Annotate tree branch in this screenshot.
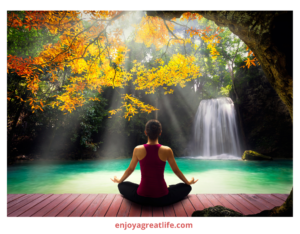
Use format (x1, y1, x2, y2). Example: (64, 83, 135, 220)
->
(38, 11, 126, 66)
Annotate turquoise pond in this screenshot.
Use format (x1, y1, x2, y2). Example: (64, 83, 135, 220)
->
(7, 158, 293, 194)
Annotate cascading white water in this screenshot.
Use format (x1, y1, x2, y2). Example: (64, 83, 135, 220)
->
(191, 97, 242, 159)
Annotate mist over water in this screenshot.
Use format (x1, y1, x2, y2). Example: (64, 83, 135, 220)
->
(189, 97, 242, 159)
(7, 159, 292, 194)
(181, 154, 241, 160)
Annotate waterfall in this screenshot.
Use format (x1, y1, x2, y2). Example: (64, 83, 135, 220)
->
(190, 97, 242, 159)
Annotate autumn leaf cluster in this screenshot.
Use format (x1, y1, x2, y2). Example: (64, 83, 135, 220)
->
(7, 11, 257, 120)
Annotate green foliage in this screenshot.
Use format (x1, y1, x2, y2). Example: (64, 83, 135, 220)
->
(70, 96, 108, 151)
(7, 11, 60, 58)
(7, 14, 256, 159)
(230, 62, 292, 158)
(7, 11, 63, 149)
(219, 84, 232, 97)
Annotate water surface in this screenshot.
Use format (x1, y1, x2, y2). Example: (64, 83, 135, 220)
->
(7, 158, 292, 194)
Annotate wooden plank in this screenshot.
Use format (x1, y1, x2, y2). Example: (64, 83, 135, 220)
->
(229, 194, 261, 214)
(182, 197, 196, 216)
(188, 194, 205, 211)
(196, 194, 213, 208)
(205, 194, 224, 207)
(272, 194, 289, 201)
(93, 194, 115, 217)
(173, 201, 187, 217)
(117, 198, 132, 217)
(7, 194, 14, 199)
(7, 194, 15, 203)
(44, 194, 79, 217)
(31, 194, 70, 217)
(106, 194, 123, 217)
(128, 202, 141, 217)
(19, 194, 61, 217)
(7, 193, 287, 217)
(7, 194, 35, 209)
(152, 206, 164, 217)
(7, 194, 44, 215)
(69, 194, 98, 217)
(163, 205, 175, 217)
(255, 194, 285, 207)
(239, 194, 273, 211)
(56, 194, 89, 217)
(7, 194, 26, 203)
(141, 205, 152, 217)
(8, 194, 53, 217)
(221, 194, 253, 215)
(213, 194, 243, 213)
(81, 194, 106, 217)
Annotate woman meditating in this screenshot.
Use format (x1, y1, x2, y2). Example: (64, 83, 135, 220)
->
(110, 119, 198, 207)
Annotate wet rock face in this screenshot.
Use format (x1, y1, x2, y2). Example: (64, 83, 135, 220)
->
(147, 10, 293, 217)
(147, 11, 293, 120)
(231, 65, 292, 158)
(147, 11, 293, 159)
(192, 205, 244, 217)
(242, 150, 272, 160)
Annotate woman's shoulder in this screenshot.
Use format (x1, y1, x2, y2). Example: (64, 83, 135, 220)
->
(159, 145, 172, 152)
(134, 145, 146, 153)
(158, 145, 173, 161)
(134, 144, 172, 151)
(159, 144, 170, 149)
(134, 145, 147, 160)
(135, 144, 145, 149)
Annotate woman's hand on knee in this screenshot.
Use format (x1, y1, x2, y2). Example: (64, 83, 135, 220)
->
(110, 176, 121, 184)
(187, 177, 198, 185)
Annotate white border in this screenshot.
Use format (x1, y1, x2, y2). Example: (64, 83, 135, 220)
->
(2, 1, 299, 234)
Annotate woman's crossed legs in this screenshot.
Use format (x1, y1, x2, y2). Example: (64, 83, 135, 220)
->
(118, 181, 192, 207)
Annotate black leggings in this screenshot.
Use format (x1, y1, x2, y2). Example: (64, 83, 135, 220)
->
(118, 181, 192, 207)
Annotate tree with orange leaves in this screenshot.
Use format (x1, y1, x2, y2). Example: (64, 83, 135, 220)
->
(6, 10, 264, 170)
(7, 10, 244, 123)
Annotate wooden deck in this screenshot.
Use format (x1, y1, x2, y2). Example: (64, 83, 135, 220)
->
(7, 193, 288, 217)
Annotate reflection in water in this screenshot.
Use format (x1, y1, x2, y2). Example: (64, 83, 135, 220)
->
(7, 159, 292, 194)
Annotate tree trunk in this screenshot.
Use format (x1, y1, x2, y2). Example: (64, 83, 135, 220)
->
(155, 96, 158, 119)
(195, 11, 293, 217)
(147, 11, 293, 216)
(228, 63, 247, 151)
(148, 11, 292, 117)
(228, 62, 239, 101)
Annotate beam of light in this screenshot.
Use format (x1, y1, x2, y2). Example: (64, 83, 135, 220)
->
(171, 84, 199, 114)
(33, 111, 83, 160)
(80, 11, 145, 43)
(96, 87, 128, 159)
(159, 90, 190, 150)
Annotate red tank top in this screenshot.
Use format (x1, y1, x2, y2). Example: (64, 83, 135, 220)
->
(137, 144, 169, 198)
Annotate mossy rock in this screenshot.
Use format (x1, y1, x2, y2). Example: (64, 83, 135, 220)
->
(242, 150, 272, 160)
(192, 206, 244, 217)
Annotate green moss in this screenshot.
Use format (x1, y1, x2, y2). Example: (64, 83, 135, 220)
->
(192, 206, 244, 217)
(242, 150, 272, 160)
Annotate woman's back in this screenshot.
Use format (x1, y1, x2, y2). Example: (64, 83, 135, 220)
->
(136, 144, 169, 198)
(114, 119, 196, 206)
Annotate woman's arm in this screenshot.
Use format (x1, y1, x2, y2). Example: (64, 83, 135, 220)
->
(111, 148, 139, 183)
(166, 148, 198, 185)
